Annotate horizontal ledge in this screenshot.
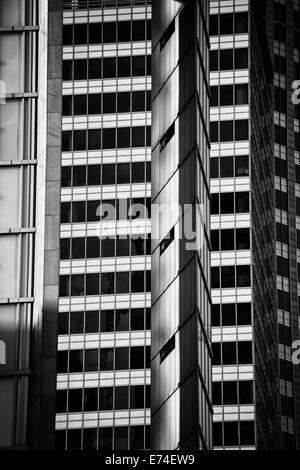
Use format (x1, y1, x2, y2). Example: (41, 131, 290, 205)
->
(0, 159, 37, 167)
(3, 92, 38, 99)
(0, 297, 34, 304)
(0, 25, 39, 32)
(0, 228, 36, 234)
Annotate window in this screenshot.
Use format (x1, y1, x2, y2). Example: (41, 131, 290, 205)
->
(103, 22, 116, 43)
(117, 21, 131, 42)
(160, 19, 175, 50)
(115, 347, 129, 370)
(235, 84, 248, 105)
(223, 381, 237, 404)
(74, 24, 87, 45)
(115, 387, 129, 410)
(89, 23, 102, 43)
(160, 335, 175, 363)
(130, 346, 145, 369)
(220, 157, 233, 177)
(235, 48, 248, 69)
(220, 14, 233, 35)
(235, 120, 249, 140)
(132, 20, 146, 41)
(220, 121, 233, 141)
(118, 57, 130, 77)
(236, 265, 251, 287)
(220, 85, 233, 106)
(238, 341, 252, 364)
(235, 13, 248, 34)
(235, 192, 249, 213)
(160, 227, 175, 255)
(220, 193, 234, 214)
(99, 387, 113, 410)
(221, 229, 234, 250)
(235, 155, 249, 177)
(220, 50, 233, 70)
(74, 59, 88, 80)
(132, 56, 145, 76)
(221, 266, 235, 288)
(103, 93, 116, 113)
(89, 58, 101, 79)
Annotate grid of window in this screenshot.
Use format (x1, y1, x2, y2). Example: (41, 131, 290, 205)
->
(60, 235, 151, 260)
(60, 197, 151, 223)
(57, 308, 151, 335)
(212, 341, 253, 365)
(210, 13, 248, 36)
(211, 265, 251, 289)
(211, 192, 250, 215)
(210, 155, 249, 178)
(210, 120, 249, 142)
(213, 380, 253, 405)
(210, 48, 249, 71)
(211, 228, 250, 251)
(61, 162, 151, 187)
(59, 270, 151, 297)
(62, 126, 151, 151)
(212, 303, 252, 327)
(55, 425, 150, 450)
(56, 384, 150, 413)
(213, 421, 255, 447)
(63, 19, 151, 45)
(210, 84, 249, 107)
(63, 91, 151, 116)
(57, 346, 151, 373)
(63, 55, 151, 81)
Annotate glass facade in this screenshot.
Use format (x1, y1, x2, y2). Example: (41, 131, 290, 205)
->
(151, 0, 212, 450)
(55, 0, 152, 450)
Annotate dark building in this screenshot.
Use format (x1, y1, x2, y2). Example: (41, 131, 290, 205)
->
(209, 0, 281, 450)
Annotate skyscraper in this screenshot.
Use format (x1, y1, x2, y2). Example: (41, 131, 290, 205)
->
(209, 0, 281, 449)
(55, 0, 152, 450)
(151, 0, 212, 450)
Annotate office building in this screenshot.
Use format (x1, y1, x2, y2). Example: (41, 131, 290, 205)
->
(55, 0, 152, 450)
(209, 0, 281, 449)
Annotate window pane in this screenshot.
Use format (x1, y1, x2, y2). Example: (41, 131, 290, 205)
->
(117, 128, 130, 148)
(222, 342, 236, 365)
(220, 193, 234, 214)
(103, 58, 116, 78)
(115, 347, 129, 370)
(235, 155, 249, 177)
(222, 304, 236, 326)
(73, 166, 86, 186)
(102, 129, 116, 149)
(88, 165, 101, 186)
(85, 349, 98, 371)
(115, 309, 129, 331)
(132, 56, 145, 76)
(100, 348, 114, 370)
(103, 93, 116, 113)
(69, 350, 83, 372)
(132, 91, 145, 111)
(132, 127, 145, 147)
(74, 24, 87, 45)
(74, 59, 87, 80)
(235, 84, 248, 105)
(220, 50, 233, 70)
(70, 311, 84, 334)
(235, 48, 248, 69)
(131, 271, 144, 292)
(114, 427, 128, 450)
(220, 14, 233, 35)
(220, 121, 233, 141)
(221, 229, 234, 250)
(235, 120, 249, 140)
(131, 308, 144, 330)
(115, 387, 129, 410)
(99, 388, 113, 410)
(103, 22, 116, 43)
(236, 265, 251, 287)
(89, 23, 102, 43)
(101, 273, 115, 294)
(88, 94, 101, 114)
(221, 266, 235, 288)
(220, 85, 233, 106)
(100, 310, 114, 332)
(116, 272, 129, 294)
(220, 157, 233, 177)
(88, 58, 101, 79)
(132, 20, 145, 41)
(118, 92, 131, 112)
(130, 346, 144, 369)
(117, 21, 131, 42)
(132, 162, 145, 183)
(117, 57, 130, 77)
(86, 273, 99, 295)
(85, 310, 99, 333)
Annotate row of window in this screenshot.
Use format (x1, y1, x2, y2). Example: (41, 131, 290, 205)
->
(63, 20, 151, 45)
(57, 346, 151, 373)
(211, 228, 250, 252)
(212, 341, 253, 365)
(213, 380, 253, 405)
(210, 48, 249, 72)
(57, 308, 151, 335)
(62, 91, 151, 116)
(63, 56, 151, 81)
(210, 13, 248, 36)
(56, 425, 150, 450)
(211, 192, 250, 215)
(211, 265, 251, 289)
(210, 84, 249, 107)
(210, 156, 249, 179)
(61, 162, 151, 188)
(61, 197, 151, 223)
(59, 270, 151, 297)
(56, 385, 150, 413)
(62, 127, 151, 151)
(213, 421, 255, 447)
(210, 120, 249, 142)
(60, 235, 151, 260)
(212, 303, 252, 327)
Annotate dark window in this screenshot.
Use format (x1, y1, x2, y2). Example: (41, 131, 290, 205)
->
(86, 273, 99, 296)
(132, 127, 145, 147)
(115, 387, 129, 410)
(115, 347, 129, 370)
(160, 19, 175, 50)
(100, 310, 114, 332)
(88, 58, 101, 79)
(210, 86, 218, 106)
(235, 13, 248, 34)
(235, 155, 249, 177)
(73, 166, 86, 186)
(222, 304, 235, 326)
(103, 22, 116, 43)
(70, 311, 84, 334)
(117, 57, 130, 77)
(236, 265, 251, 287)
(83, 428, 97, 450)
(56, 390, 67, 413)
(99, 428, 113, 450)
(238, 341, 252, 364)
(118, 92, 131, 112)
(63, 60, 73, 81)
(67, 430, 82, 450)
(220, 50, 233, 70)
(235, 192, 249, 213)
(239, 381, 253, 404)
(220, 193, 234, 214)
(60, 238, 70, 260)
(235, 84, 248, 105)
(63, 95, 72, 116)
(87, 235, 100, 258)
(130, 346, 144, 369)
(220, 14, 233, 35)
(240, 421, 255, 445)
(74, 24, 87, 45)
(117, 128, 131, 148)
(73, 130, 86, 151)
(68, 389, 82, 412)
(100, 348, 114, 370)
(117, 21, 131, 42)
(103, 58, 116, 78)
(58, 312, 69, 334)
(220, 121, 233, 141)
(220, 157, 233, 177)
(116, 272, 129, 294)
(74, 59, 88, 80)
(88, 94, 101, 114)
(85, 310, 99, 333)
(212, 382, 222, 405)
(210, 15, 218, 36)
(220, 85, 233, 106)
(114, 427, 128, 450)
(132, 20, 145, 41)
(131, 308, 145, 330)
(213, 422, 223, 446)
(236, 228, 250, 250)
(89, 23, 102, 43)
(102, 129, 116, 149)
(235, 48, 248, 69)
(210, 50, 218, 71)
(63, 25, 73, 45)
(132, 91, 145, 112)
(84, 348, 98, 371)
(235, 120, 249, 140)
(222, 342, 236, 365)
(224, 422, 238, 446)
(57, 351, 68, 373)
(131, 271, 144, 292)
(221, 229, 234, 250)
(210, 158, 219, 178)
(69, 349, 83, 372)
(221, 266, 235, 288)
(62, 131, 72, 151)
(99, 387, 113, 410)
(160, 335, 175, 363)
(115, 309, 129, 331)
(101, 272, 115, 294)
(210, 121, 218, 142)
(132, 56, 145, 76)
(223, 381, 237, 404)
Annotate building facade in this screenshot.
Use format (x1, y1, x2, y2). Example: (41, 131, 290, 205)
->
(272, 0, 300, 449)
(209, 0, 281, 450)
(55, 0, 152, 450)
(0, 0, 60, 450)
(151, 0, 212, 450)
